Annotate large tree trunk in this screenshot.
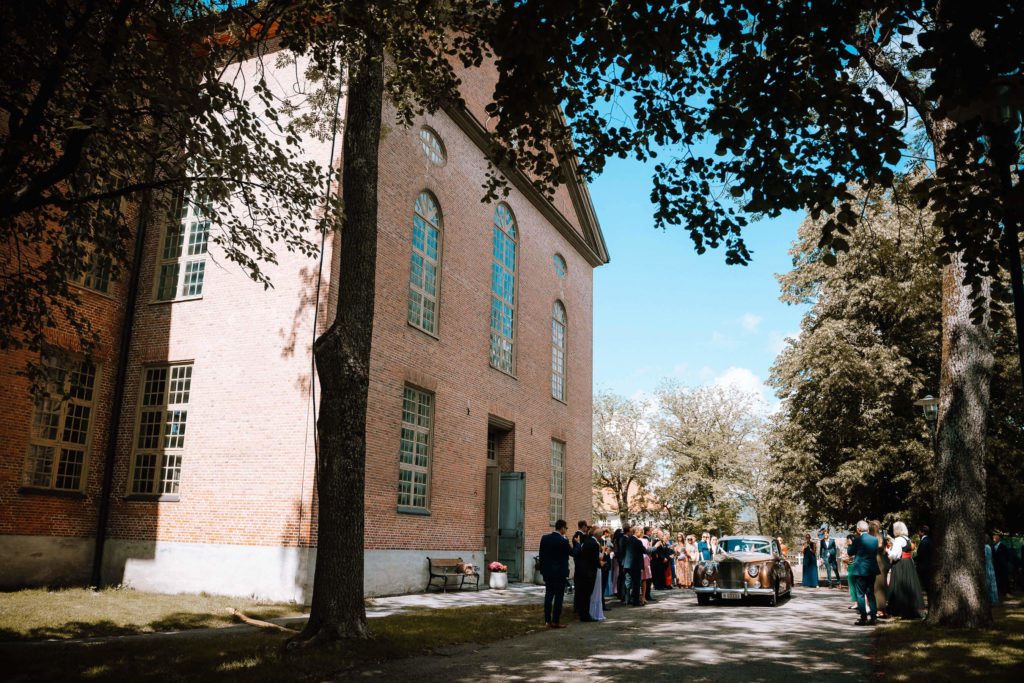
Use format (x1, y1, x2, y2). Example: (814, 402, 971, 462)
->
(927, 120, 995, 628)
(289, 32, 383, 646)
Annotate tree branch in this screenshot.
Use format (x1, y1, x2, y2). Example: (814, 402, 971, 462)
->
(850, 32, 933, 128)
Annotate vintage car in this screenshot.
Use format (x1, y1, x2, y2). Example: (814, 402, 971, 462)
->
(692, 535, 794, 606)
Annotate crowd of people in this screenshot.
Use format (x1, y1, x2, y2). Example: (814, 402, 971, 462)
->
(537, 519, 716, 627)
(538, 517, 1021, 628)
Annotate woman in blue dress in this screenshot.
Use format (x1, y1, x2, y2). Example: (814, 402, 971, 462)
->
(985, 540, 999, 603)
(802, 534, 820, 587)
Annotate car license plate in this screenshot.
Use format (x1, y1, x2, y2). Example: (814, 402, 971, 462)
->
(721, 591, 742, 600)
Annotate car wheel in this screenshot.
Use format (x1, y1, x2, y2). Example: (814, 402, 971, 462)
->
(768, 582, 778, 607)
(697, 593, 710, 606)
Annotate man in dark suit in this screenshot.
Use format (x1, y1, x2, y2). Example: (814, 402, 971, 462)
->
(613, 528, 628, 603)
(539, 519, 571, 627)
(915, 525, 934, 597)
(993, 534, 1017, 598)
(821, 529, 839, 588)
(621, 524, 646, 606)
(847, 520, 881, 625)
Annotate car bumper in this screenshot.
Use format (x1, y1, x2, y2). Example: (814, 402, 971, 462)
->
(693, 585, 774, 596)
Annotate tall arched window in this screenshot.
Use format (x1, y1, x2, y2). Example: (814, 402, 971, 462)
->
(408, 191, 442, 334)
(552, 301, 566, 401)
(490, 204, 517, 373)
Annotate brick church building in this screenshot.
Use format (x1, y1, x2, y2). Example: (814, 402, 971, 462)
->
(0, 42, 608, 600)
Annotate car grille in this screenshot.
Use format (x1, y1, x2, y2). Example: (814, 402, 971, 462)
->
(718, 560, 745, 589)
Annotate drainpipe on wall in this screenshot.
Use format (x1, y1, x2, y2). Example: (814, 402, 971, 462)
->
(90, 181, 154, 587)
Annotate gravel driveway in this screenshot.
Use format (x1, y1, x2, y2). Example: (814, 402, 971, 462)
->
(351, 585, 873, 682)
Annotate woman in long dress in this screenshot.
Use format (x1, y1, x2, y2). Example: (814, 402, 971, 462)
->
(675, 533, 692, 588)
(885, 521, 925, 619)
(640, 533, 654, 605)
(985, 541, 999, 603)
(869, 520, 890, 617)
(802, 534, 819, 587)
(589, 529, 606, 620)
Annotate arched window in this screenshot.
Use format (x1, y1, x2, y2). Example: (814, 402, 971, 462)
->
(553, 253, 567, 278)
(490, 204, 517, 373)
(419, 127, 447, 166)
(552, 301, 566, 401)
(408, 192, 442, 334)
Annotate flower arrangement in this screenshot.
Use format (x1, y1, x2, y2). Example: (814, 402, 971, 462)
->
(488, 561, 508, 573)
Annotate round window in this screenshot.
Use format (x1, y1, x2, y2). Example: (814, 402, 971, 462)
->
(419, 127, 447, 166)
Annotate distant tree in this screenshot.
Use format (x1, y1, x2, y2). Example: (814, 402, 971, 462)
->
(592, 390, 657, 527)
(655, 383, 762, 537)
(487, 0, 1024, 628)
(770, 178, 1024, 533)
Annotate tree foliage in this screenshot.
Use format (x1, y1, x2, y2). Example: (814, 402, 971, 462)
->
(0, 1, 330, 359)
(592, 390, 657, 526)
(770, 179, 1024, 531)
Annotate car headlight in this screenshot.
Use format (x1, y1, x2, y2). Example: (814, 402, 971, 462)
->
(747, 564, 760, 578)
(701, 578, 710, 586)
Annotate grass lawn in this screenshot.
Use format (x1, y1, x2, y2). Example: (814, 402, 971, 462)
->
(0, 587, 306, 641)
(1, 602, 545, 682)
(874, 601, 1024, 681)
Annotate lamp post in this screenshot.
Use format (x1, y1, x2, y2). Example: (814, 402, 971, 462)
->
(914, 394, 940, 453)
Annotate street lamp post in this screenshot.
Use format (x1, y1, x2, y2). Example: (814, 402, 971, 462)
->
(914, 394, 940, 453)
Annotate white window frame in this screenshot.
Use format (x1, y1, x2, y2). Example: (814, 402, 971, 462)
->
(550, 439, 565, 524)
(23, 356, 100, 492)
(552, 301, 567, 401)
(128, 362, 192, 498)
(398, 385, 433, 512)
(153, 189, 209, 302)
(489, 204, 518, 374)
(407, 191, 443, 334)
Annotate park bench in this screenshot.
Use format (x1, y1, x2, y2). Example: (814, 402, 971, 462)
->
(426, 557, 480, 592)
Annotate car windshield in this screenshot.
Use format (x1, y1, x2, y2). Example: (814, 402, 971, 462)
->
(720, 539, 771, 554)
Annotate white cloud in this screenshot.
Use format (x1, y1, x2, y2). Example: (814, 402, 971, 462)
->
(698, 365, 714, 380)
(712, 366, 776, 414)
(767, 330, 799, 356)
(740, 313, 763, 333)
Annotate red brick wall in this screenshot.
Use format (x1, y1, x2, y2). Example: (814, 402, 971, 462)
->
(2, 49, 598, 577)
(0, 216, 135, 540)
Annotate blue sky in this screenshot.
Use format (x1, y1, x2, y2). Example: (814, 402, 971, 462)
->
(588, 156, 809, 406)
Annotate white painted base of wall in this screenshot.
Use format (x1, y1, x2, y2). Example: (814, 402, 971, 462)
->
(1, 535, 489, 601)
(0, 535, 95, 589)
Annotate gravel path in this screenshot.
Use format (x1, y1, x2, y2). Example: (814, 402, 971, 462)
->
(350, 585, 874, 682)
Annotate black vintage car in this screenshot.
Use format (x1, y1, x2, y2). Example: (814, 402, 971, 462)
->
(692, 535, 794, 606)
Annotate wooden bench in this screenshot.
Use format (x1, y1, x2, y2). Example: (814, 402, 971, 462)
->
(426, 557, 480, 592)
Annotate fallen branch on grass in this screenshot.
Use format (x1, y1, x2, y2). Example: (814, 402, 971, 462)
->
(226, 608, 298, 632)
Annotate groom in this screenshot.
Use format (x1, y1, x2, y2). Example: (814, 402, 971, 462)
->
(847, 520, 880, 625)
(820, 529, 839, 588)
(539, 519, 571, 628)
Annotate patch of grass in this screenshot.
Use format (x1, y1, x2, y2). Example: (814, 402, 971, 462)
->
(1, 603, 544, 682)
(874, 602, 1024, 681)
(0, 587, 305, 641)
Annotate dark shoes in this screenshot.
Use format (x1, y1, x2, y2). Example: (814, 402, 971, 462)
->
(547, 622, 566, 628)
(854, 617, 878, 626)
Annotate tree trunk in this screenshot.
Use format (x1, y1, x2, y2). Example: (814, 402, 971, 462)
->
(926, 123, 995, 629)
(289, 32, 383, 646)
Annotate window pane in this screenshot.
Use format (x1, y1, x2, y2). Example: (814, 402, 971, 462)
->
(55, 448, 84, 490)
(132, 453, 158, 494)
(182, 260, 205, 297)
(61, 404, 91, 445)
(25, 445, 55, 487)
(143, 368, 168, 406)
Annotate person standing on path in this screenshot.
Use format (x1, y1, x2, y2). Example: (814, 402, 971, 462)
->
(821, 530, 839, 588)
(573, 525, 601, 621)
(622, 525, 647, 606)
(698, 532, 713, 561)
(915, 525, 934, 599)
(847, 520, 881, 626)
(539, 519, 571, 628)
(993, 534, 1017, 599)
(801, 534, 819, 588)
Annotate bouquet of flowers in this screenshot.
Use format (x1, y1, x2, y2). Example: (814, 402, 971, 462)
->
(488, 561, 508, 573)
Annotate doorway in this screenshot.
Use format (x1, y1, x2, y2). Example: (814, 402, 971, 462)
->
(484, 420, 523, 581)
